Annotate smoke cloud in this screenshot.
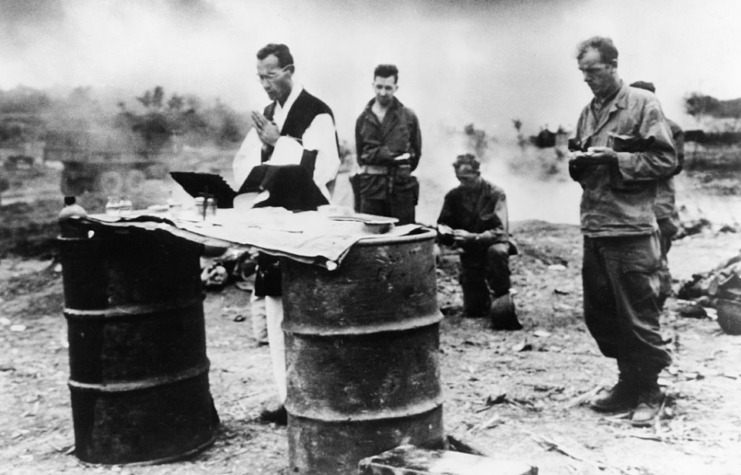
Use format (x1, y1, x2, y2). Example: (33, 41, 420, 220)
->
(1, 0, 740, 223)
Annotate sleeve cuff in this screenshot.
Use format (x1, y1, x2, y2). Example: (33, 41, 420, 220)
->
(269, 137, 303, 165)
(616, 152, 635, 181)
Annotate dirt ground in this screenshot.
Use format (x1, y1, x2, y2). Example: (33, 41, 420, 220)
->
(1, 162, 740, 475)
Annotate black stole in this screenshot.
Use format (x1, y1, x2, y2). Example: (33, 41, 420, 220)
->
(253, 89, 338, 297)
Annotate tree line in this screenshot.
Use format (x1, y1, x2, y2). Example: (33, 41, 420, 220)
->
(0, 85, 250, 150)
(684, 92, 741, 146)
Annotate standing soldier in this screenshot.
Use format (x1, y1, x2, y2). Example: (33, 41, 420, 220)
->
(354, 64, 422, 224)
(569, 37, 677, 427)
(630, 81, 685, 309)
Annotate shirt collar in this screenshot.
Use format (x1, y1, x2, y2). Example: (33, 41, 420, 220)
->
(591, 80, 624, 111)
(364, 96, 403, 114)
(275, 83, 303, 115)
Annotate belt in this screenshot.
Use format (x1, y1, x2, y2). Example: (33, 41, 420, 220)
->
(359, 165, 391, 175)
(360, 165, 392, 175)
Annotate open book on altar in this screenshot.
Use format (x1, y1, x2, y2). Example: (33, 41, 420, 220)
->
(170, 163, 328, 212)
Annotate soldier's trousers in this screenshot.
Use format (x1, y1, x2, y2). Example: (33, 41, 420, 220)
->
(459, 243, 511, 317)
(582, 233, 672, 385)
(657, 215, 679, 306)
(358, 175, 419, 225)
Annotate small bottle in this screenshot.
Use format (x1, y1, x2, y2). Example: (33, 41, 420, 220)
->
(119, 197, 133, 216)
(205, 197, 217, 221)
(105, 197, 121, 216)
(59, 196, 88, 238)
(194, 196, 206, 220)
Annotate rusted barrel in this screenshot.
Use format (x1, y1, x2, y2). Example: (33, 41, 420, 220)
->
(59, 226, 218, 465)
(282, 230, 444, 475)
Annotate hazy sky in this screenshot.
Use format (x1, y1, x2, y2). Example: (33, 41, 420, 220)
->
(2, 0, 740, 141)
(2, 0, 740, 224)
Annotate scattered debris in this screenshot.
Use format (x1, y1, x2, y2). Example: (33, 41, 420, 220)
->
(529, 432, 607, 471)
(201, 249, 257, 291)
(681, 372, 704, 381)
(507, 397, 538, 411)
(563, 385, 602, 409)
(234, 280, 253, 292)
(475, 414, 504, 431)
(439, 305, 457, 316)
(512, 342, 533, 352)
(2, 202, 739, 472)
(484, 393, 507, 407)
(677, 301, 708, 319)
(705, 307, 718, 321)
(446, 435, 492, 457)
(617, 431, 664, 442)
(678, 252, 741, 308)
(531, 383, 565, 393)
(676, 217, 712, 238)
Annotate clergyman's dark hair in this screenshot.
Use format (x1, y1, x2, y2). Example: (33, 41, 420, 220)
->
(575, 36, 618, 64)
(257, 44, 294, 68)
(374, 64, 399, 83)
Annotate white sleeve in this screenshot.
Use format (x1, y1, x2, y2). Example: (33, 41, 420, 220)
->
(232, 128, 262, 190)
(301, 113, 340, 200)
(234, 114, 340, 199)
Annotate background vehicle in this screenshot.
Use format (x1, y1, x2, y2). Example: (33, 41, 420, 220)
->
(45, 129, 181, 196)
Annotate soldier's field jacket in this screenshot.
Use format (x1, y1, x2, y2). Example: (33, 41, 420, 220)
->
(654, 118, 684, 220)
(354, 97, 421, 200)
(572, 82, 677, 237)
(437, 178, 509, 250)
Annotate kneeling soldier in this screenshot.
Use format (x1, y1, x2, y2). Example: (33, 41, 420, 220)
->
(437, 154, 521, 330)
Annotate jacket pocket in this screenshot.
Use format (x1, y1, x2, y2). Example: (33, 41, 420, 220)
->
(609, 167, 646, 194)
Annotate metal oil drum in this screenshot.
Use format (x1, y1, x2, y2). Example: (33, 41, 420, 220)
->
(281, 230, 445, 475)
(58, 226, 218, 465)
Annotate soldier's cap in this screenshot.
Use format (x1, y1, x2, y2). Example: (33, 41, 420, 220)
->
(630, 81, 656, 93)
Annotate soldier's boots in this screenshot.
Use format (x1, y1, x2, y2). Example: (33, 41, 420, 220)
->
(590, 376, 665, 426)
(590, 378, 638, 412)
(630, 386, 665, 427)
